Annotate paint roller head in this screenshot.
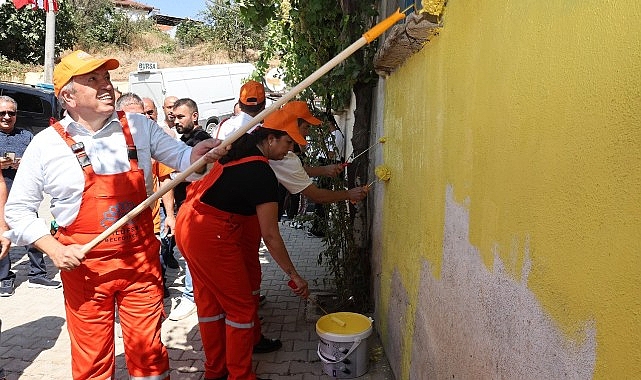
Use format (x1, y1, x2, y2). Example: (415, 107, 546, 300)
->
(375, 165, 392, 182)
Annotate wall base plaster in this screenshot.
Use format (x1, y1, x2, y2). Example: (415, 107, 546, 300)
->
(385, 185, 596, 379)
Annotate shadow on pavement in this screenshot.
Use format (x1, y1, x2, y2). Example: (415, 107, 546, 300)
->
(0, 316, 65, 378)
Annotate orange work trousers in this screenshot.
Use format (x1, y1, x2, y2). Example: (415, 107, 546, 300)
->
(176, 201, 259, 380)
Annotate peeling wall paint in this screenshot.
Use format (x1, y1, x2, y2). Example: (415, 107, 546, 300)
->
(409, 187, 596, 379)
(374, 1, 641, 379)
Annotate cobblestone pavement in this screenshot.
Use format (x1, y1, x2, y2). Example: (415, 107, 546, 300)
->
(0, 219, 394, 380)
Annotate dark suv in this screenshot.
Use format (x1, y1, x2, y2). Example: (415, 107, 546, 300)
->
(0, 81, 63, 135)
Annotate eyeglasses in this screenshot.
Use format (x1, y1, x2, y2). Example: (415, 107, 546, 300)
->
(0, 111, 16, 117)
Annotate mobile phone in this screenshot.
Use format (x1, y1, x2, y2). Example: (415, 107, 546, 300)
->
(4, 152, 15, 162)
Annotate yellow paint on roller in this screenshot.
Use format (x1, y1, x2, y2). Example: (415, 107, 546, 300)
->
(375, 165, 392, 181)
(379, 137, 388, 143)
(420, 0, 445, 16)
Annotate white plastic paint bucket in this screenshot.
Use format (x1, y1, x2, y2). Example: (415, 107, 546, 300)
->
(316, 312, 373, 378)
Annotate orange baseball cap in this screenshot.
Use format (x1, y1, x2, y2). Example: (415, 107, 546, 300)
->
(262, 109, 307, 146)
(239, 80, 266, 106)
(281, 101, 322, 125)
(53, 50, 119, 96)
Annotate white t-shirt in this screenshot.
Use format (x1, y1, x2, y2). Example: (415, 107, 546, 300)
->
(269, 152, 312, 194)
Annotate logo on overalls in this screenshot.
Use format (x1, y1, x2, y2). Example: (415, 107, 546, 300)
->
(101, 201, 142, 244)
(100, 201, 136, 229)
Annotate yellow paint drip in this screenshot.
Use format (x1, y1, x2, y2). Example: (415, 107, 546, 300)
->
(317, 312, 371, 335)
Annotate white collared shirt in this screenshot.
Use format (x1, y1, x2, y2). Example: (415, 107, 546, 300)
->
(215, 112, 261, 140)
(4, 112, 193, 246)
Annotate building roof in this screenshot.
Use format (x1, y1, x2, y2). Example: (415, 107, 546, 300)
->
(152, 14, 187, 26)
(112, 0, 154, 12)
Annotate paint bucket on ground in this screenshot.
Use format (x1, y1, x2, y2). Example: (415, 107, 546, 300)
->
(316, 312, 373, 378)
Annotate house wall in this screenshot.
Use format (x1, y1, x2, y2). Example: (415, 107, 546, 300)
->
(373, 1, 641, 379)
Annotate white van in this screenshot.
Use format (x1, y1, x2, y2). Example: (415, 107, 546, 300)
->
(128, 63, 255, 128)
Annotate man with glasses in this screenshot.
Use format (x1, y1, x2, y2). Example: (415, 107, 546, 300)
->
(142, 97, 158, 121)
(0, 95, 61, 297)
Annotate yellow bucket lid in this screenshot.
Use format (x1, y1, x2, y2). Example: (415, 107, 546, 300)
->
(316, 312, 373, 342)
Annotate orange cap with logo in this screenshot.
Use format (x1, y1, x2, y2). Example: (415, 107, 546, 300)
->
(53, 50, 119, 96)
(281, 101, 322, 125)
(261, 109, 307, 146)
(239, 80, 266, 106)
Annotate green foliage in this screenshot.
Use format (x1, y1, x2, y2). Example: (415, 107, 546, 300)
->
(240, 0, 381, 312)
(69, 0, 155, 50)
(176, 19, 213, 47)
(200, 0, 267, 61)
(241, 0, 378, 109)
(0, 0, 75, 64)
(0, 55, 39, 81)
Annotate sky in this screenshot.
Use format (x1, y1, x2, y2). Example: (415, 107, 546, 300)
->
(143, 0, 207, 20)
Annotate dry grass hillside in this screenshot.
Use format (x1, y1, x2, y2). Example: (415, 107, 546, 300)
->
(88, 32, 238, 83)
(3, 30, 252, 85)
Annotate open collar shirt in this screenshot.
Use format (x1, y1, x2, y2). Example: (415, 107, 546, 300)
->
(4, 112, 193, 246)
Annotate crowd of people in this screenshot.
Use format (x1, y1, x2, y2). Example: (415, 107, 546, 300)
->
(0, 50, 369, 380)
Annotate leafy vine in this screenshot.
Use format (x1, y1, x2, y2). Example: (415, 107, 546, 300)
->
(238, 0, 380, 311)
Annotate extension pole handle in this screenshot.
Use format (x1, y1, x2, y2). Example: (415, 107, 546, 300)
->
(363, 9, 406, 43)
(79, 9, 404, 255)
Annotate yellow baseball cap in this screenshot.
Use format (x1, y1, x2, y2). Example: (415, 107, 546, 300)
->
(53, 50, 119, 96)
(281, 101, 322, 125)
(262, 109, 307, 146)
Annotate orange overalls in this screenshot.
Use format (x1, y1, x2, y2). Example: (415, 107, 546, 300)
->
(175, 156, 266, 380)
(53, 114, 169, 380)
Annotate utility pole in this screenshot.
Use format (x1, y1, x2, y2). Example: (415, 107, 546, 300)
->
(43, 0, 56, 83)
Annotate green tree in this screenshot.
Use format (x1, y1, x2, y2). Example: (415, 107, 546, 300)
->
(68, 0, 155, 49)
(0, 0, 75, 64)
(200, 0, 266, 61)
(176, 19, 213, 47)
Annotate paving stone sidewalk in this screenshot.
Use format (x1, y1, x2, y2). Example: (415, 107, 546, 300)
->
(0, 220, 394, 379)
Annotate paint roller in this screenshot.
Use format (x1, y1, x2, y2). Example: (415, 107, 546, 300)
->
(288, 280, 347, 327)
(341, 137, 387, 168)
(367, 164, 392, 187)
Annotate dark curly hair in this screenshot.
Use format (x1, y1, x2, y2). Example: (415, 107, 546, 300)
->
(219, 127, 288, 164)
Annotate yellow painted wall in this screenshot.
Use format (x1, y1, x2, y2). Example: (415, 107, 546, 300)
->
(379, 0, 641, 378)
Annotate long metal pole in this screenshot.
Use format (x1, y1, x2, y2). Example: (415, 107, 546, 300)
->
(79, 9, 406, 254)
(43, 0, 56, 83)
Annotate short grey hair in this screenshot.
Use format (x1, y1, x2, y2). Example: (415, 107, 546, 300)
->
(0, 95, 18, 110)
(57, 80, 75, 109)
(115, 92, 143, 111)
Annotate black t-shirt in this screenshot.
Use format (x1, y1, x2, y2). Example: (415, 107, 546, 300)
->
(200, 148, 279, 216)
(175, 127, 212, 206)
(180, 127, 211, 147)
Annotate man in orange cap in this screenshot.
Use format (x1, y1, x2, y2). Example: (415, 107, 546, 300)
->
(3, 50, 226, 380)
(215, 80, 266, 140)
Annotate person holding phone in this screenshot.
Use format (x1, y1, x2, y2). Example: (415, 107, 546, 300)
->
(0, 95, 61, 297)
